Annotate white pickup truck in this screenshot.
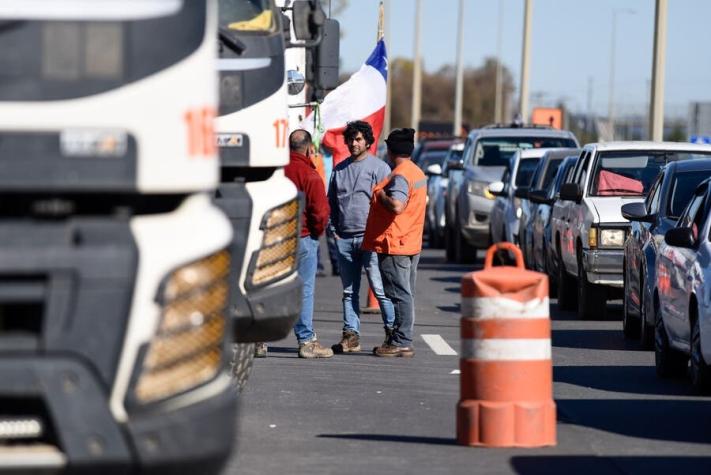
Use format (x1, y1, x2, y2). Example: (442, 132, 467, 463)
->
(551, 142, 708, 320)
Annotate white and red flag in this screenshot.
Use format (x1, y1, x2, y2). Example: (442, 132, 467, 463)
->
(302, 39, 387, 165)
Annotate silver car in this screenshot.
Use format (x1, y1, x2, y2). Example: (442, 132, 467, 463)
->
(426, 143, 464, 248)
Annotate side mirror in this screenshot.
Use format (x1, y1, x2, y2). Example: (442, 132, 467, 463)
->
(488, 181, 505, 196)
(664, 227, 695, 249)
(621, 202, 655, 223)
(287, 69, 305, 95)
(529, 189, 553, 205)
(446, 158, 464, 171)
(514, 187, 529, 199)
(426, 163, 442, 176)
(559, 183, 582, 203)
(292, 0, 325, 41)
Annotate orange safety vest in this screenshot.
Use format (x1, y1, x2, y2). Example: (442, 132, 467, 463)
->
(362, 159, 427, 255)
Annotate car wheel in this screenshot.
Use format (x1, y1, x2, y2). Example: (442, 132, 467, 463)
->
(654, 296, 688, 378)
(231, 342, 256, 392)
(690, 307, 711, 392)
(622, 263, 640, 339)
(577, 251, 607, 321)
(639, 275, 654, 350)
(445, 226, 456, 262)
(556, 246, 577, 311)
(455, 227, 476, 264)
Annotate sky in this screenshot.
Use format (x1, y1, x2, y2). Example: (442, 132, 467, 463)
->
(330, 0, 711, 119)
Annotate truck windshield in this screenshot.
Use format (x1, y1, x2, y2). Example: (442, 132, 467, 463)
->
(473, 137, 577, 167)
(591, 151, 711, 197)
(220, 0, 275, 32)
(0, 1, 205, 101)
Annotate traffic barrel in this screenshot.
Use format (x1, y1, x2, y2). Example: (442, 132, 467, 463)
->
(457, 242, 555, 448)
(362, 288, 381, 314)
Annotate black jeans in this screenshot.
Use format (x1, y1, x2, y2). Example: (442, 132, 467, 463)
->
(377, 253, 420, 347)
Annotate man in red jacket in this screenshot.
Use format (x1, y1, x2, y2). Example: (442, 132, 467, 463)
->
(284, 129, 333, 358)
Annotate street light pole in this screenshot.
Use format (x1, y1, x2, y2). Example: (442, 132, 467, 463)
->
(608, 8, 635, 141)
(383, 0, 391, 137)
(519, 0, 533, 123)
(453, 0, 464, 136)
(494, 0, 504, 124)
(411, 0, 423, 131)
(649, 0, 668, 141)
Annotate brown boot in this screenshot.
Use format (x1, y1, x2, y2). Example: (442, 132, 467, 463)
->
(373, 343, 414, 358)
(298, 340, 334, 359)
(254, 343, 268, 358)
(373, 327, 395, 353)
(331, 331, 361, 353)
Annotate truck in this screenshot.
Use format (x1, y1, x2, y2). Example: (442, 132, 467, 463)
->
(0, 1, 244, 473)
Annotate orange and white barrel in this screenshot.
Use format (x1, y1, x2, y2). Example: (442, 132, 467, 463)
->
(456, 242, 556, 448)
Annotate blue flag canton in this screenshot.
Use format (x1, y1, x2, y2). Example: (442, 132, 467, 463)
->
(365, 39, 388, 81)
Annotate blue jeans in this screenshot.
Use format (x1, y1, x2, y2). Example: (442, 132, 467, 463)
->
(377, 253, 420, 347)
(335, 236, 395, 334)
(294, 236, 319, 344)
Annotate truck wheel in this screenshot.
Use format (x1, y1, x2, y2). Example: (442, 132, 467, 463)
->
(622, 266, 640, 339)
(654, 298, 688, 378)
(556, 251, 577, 311)
(577, 254, 607, 320)
(455, 228, 476, 264)
(231, 343, 256, 392)
(690, 309, 711, 391)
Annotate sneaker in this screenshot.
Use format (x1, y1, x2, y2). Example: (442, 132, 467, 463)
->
(332, 330, 361, 353)
(298, 340, 334, 359)
(373, 343, 414, 358)
(254, 343, 268, 358)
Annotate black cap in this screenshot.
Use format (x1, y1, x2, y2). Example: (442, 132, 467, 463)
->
(385, 128, 416, 156)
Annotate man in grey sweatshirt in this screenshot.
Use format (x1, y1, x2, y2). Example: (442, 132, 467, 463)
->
(328, 121, 395, 353)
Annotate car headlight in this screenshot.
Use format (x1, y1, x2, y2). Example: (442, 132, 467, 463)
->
(600, 229, 626, 248)
(467, 180, 495, 200)
(516, 207, 522, 219)
(134, 250, 230, 404)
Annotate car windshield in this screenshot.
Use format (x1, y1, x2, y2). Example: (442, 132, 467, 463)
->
(515, 157, 540, 187)
(541, 158, 563, 190)
(668, 171, 711, 218)
(473, 136, 577, 167)
(591, 151, 711, 197)
(219, 0, 274, 32)
(419, 151, 448, 171)
(442, 149, 463, 174)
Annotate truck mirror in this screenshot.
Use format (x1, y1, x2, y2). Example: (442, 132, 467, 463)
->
(292, 0, 325, 41)
(287, 70, 306, 95)
(312, 19, 340, 94)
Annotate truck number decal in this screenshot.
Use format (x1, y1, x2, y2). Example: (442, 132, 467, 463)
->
(273, 118, 289, 148)
(185, 107, 216, 158)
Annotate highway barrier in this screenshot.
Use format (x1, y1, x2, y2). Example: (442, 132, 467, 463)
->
(457, 242, 556, 448)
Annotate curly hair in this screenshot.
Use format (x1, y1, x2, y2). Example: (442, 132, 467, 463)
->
(343, 120, 375, 148)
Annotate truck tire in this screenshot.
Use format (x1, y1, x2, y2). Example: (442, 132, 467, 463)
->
(556, 246, 577, 311)
(690, 308, 711, 391)
(231, 343, 256, 392)
(622, 265, 640, 339)
(654, 297, 688, 378)
(577, 252, 607, 320)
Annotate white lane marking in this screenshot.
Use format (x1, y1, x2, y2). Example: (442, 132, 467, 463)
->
(461, 338, 551, 361)
(461, 296, 549, 319)
(450, 370, 461, 375)
(421, 334, 458, 356)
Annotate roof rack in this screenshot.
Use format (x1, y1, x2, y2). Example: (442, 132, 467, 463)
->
(482, 123, 554, 130)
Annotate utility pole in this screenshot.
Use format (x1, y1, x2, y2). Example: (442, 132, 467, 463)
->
(453, 0, 464, 136)
(587, 76, 593, 135)
(649, 0, 667, 141)
(383, 0, 392, 137)
(519, 0, 533, 123)
(411, 0, 423, 132)
(494, 0, 504, 124)
(608, 8, 635, 141)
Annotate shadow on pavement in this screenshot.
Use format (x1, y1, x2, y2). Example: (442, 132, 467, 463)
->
(510, 455, 711, 475)
(556, 399, 711, 444)
(552, 329, 646, 351)
(429, 275, 464, 284)
(318, 434, 455, 446)
(436, 304, 460, 313)
(554, 366, 696, 396)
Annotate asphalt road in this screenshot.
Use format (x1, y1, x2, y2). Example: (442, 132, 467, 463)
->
(223, 247, 711, 475)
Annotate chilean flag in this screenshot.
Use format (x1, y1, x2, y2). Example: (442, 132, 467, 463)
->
(302, 40, 387, 165)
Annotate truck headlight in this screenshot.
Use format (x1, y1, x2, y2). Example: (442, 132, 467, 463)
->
(467, 181, 495, 200)
(600, 229, 626, 248)
(135, 250, 230, 404)
(248, 198, 300, 288)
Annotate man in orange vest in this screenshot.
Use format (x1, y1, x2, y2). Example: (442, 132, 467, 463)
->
(362, 128, 427, 357)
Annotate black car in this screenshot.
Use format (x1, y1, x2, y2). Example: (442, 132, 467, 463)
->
(622, 159, 711, 347)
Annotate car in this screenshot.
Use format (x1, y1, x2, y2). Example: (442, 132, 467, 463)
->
(446, 124, 579, 263)
(519, 148, 580, 270)
(552, 142, 711, 320)
(654, 178, 711, 390)
(489, 148, 545, 245)
(622, 159, 711, 348)
(426, 143, 464, 248)
(412, 138, 459, 169)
